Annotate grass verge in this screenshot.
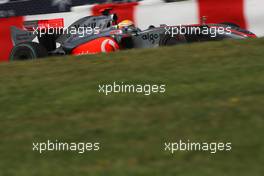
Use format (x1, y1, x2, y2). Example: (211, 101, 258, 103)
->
(0, 39, 264, 176)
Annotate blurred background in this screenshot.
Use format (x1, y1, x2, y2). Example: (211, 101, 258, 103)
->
(1, 0, 264, 61)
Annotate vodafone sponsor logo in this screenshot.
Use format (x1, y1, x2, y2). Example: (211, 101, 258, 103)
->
(71, 37, 119, 56)
(101, 39, 119, 53)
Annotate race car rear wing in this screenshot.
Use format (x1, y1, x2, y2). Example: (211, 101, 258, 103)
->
(11, 26, 36, 46)
(11, 18, 64, 46)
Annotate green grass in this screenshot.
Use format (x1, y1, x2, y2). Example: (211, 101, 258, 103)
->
(0, 39, 264, 176)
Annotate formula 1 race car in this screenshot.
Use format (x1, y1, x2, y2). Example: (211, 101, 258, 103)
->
(9, 9, 256, 60)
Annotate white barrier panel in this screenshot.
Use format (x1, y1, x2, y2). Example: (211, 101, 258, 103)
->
(135, 0, 199, 29)
(245, 0, 264, 36)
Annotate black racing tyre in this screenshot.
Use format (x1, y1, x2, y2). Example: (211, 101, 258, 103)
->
(160, 34, 187, 46)
(221, 22, 240, 28)
(9, 42, 48, 61)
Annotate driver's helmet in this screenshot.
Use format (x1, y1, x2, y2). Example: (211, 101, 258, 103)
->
(118, 20, 134, 29)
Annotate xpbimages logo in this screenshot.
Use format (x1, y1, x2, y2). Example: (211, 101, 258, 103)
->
(164, 140, 232, 154)
(32, 140, 100, 154)
(164, 25, 232, 38)
(98, 82, 166, 96)
(32, 25, 100, 38)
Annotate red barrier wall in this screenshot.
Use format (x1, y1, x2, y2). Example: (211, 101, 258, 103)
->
(0, 16, 23, 62)
(199, 0, 246, 29)
(92, 2, 138, 23)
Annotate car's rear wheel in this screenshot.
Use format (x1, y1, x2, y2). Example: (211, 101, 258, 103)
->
(160, 34, 187, 46)
(9, 42, 48, 61)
